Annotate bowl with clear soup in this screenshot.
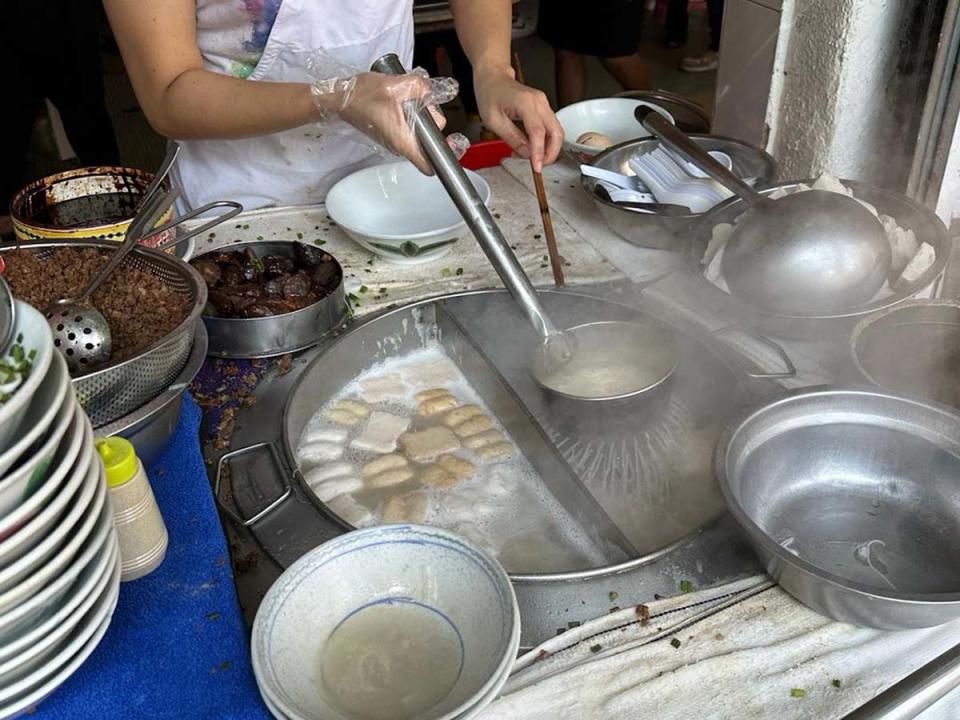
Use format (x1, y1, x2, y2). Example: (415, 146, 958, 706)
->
(251, 524, 520, 720)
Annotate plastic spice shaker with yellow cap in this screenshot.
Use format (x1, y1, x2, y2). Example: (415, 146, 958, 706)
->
(96, 437, 169, 582)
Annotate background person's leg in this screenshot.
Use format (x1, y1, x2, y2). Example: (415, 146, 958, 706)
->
(666, 0, 689, 48)
(46, 0, 119, 166)
(554, 49, 589, 107)
(681, 0, 722, 72)
(599, 54, 650, 92)
(707, 0, 724, 52)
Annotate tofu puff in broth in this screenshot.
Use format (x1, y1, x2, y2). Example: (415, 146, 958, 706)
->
(294, 346, 610, 573)
(192, 243, 340, 318)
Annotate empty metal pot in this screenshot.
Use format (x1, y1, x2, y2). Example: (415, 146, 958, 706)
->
(852, 300, 960, 409)
(717, 387, 960, 629)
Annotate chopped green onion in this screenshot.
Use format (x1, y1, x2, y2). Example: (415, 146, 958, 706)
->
(790, 689, 807, 698)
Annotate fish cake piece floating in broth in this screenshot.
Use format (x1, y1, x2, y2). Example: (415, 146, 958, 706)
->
(399, 426, 461, 462)
(401, 358, 458, 386)
(327, 494, 374, 527)
(453, 414, 493, 438)
(443, 404, 483, 428)
(324, 399, 369, 426)
(421, 465, 458, 489)
(476, 442, 513, 462)
(415, 387, 451, 403)
(381, 492, 428, 523)
(303, 461, 355, 486)
(311, 476, 363, 502)
(416, 393, 459, 416)
(366, 466, 416, 489)
(436, 453, 474, 482)
(300, 427, 349, 445)
(297, 442, 344, 466)
(359, 374, 407, 403)
(350, 411, 410, 454)
(463, 429, 506, 450)
(361, 453, 409, 478)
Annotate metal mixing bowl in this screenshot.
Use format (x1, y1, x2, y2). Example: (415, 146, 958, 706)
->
(97, 321, 207, 465)
(687, 180, 951, 340)
(851, 300, 960, 407)
(717, 387, 960, 629)
(582, 135, 777, 250)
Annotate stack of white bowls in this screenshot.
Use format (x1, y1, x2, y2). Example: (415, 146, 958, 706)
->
(0, 300, 120, 718)
(252, 524, 521, 720)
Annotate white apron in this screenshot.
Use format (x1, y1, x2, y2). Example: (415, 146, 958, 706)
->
(171, 0, 415, 211)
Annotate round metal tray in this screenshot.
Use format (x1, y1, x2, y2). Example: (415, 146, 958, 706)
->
(193, 241, 348, 359)
(97, 321, 207, 465)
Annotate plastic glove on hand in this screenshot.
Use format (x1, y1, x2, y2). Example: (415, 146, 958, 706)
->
(309, 59, 469, 174)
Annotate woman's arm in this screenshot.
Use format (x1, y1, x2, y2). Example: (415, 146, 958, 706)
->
(450, 0, 563, 171)
(103, 0, 318, 138)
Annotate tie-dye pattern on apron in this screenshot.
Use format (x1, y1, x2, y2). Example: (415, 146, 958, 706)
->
(171, 0, 414, 211)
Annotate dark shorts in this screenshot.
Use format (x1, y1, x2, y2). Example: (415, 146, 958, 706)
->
(538, 0, 644, 58)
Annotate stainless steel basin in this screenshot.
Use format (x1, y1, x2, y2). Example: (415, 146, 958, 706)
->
(717, 387, 960, 629)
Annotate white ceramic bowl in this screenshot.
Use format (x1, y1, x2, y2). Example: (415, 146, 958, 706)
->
(0, 559, 118, 705)
(0, 418, 90, 567)
(253, 524, 520, 720)
(0, 301, 54, 452)
(0, 351, 69, 479)
(326, 161, 492, 265)
(0, 535, 116, 665)
(0, 518, 115, 643)
(0, 588, 115, 719)
(0, 389, 79, 521)
(0, 539, 117, 684)
(0, 435, 99, 597)
(556, 98, 675, 164)
(0, 452, 104, 614)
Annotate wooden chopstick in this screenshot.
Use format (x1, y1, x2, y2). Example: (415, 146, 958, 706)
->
(512, 53, 565, 288)
(532, 172, 565, 287)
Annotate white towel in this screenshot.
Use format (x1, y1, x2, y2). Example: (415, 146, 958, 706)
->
(478, 578, 960, 719)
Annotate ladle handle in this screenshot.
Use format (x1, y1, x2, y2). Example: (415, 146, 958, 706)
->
(370, 53, 559, 340)
(138, 142, 180, 211)
(635, 106, 763, 206)
(149, 200, 245, 251)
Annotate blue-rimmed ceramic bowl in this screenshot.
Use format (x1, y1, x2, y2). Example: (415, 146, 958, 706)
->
(252, 524, 520, 720)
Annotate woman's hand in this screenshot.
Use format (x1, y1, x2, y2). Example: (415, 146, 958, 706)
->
(310, 68, 467, 175)
(474, 65, 563, 172)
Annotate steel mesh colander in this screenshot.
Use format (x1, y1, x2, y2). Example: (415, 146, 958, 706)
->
(1, 240, 206, 427)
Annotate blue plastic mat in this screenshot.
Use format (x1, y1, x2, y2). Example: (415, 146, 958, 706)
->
(35, 394, 270, 719)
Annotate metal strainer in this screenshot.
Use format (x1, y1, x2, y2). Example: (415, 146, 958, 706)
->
(1, 240, 208, 427)
(46, 189, 175, 373)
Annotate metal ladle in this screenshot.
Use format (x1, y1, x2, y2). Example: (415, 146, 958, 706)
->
(0, 278, 14, 359)
(635, 106, 892, 313)
(372, 53, 675, 402)
(46, 190, 242, 374)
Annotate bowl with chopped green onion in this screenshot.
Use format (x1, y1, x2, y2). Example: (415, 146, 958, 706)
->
(0, 301, 53, 452)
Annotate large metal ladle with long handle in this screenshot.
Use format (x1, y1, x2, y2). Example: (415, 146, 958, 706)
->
(635, 106, 892, 313)
(372, 53, 675, 402)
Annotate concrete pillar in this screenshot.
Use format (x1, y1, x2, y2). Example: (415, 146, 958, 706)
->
(765, 0, 921, 183)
